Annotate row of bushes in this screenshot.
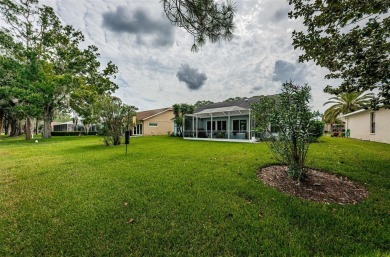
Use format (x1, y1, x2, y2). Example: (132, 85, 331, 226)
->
(51, 131, 98, 136)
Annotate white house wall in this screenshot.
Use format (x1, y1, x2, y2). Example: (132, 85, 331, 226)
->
(345, 108, 390, 144)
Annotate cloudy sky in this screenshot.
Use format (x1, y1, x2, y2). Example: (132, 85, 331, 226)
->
(39, 0, 340, 112)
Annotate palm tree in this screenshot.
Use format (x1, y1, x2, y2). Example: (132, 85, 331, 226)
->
(323, 91, 374, 125)
(172, 103, 194, 136)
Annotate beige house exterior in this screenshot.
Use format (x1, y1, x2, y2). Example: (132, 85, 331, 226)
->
(133, 107, 174, 136)
(344, 108, 390, 144)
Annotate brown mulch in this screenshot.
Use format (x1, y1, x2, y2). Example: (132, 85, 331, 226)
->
(258, 165, 368, 204)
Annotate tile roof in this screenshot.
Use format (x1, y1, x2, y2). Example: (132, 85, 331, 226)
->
(136, 107, 172, 121)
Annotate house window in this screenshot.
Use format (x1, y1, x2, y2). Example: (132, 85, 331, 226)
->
(207, 120, 227, 131)
(217, 120, 227, 130)
(207, 121, 212, 131)
(149, 122, 158, 127)
(370, 112, 375, 134)
(134, 124, 143, 135)
(233, 120, 247, 132)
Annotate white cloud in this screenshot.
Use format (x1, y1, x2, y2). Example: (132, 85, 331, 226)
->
(37, 0, 336, 112)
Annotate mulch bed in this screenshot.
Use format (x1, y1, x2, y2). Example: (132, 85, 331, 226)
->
(258, 165, 368, 204)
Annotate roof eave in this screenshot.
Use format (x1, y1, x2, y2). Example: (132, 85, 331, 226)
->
(343, 109, 368, 118)
(139, 108, 172, 121)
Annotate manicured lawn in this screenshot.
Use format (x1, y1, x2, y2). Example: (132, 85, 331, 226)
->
(0, 135, 389, 256)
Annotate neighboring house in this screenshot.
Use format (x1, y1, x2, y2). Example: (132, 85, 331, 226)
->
(133, 107, 174, 136)
(51, 121, 74, 132)
(51, 121, 98, 133)
(183, 96, 267, 142)
(324, 119, 345, 133)
(343, 108, 390, 144)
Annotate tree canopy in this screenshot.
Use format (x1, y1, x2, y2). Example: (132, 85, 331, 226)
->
(288, 0, 390, 108)
(194, 100, 213, 108)
(162, 0, 235, 52)
(0, 0, 121, 139)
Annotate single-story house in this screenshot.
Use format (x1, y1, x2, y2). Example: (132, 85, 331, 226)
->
(133, 107, 174, 136)
(183, 96, 267, 142)
(52, 121, 74, 132)
(51, 121, 98, 133)
(343, 107, 390, 144)
(324, 121, 345, 133)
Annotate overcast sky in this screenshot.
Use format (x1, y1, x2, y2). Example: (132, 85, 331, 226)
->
(39, 0, 341, 112)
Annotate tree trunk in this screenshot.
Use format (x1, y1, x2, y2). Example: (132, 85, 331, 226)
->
(4, 114, 9, 135)
(17, 120, 22, 136)
(25, 116, 32, 140)
(42, 105, 53, 138)
(9, 118, 17, 137)
(85, 124, 90, 135)
(43, 116, 52, 138)
(35, 118, 39, 135)
(0, 109, 4, 135)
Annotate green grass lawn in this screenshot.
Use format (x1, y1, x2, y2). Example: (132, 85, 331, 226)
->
(0, 135, 389, 256)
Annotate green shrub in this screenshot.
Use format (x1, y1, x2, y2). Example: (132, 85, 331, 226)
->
(309, 120, 325, 142)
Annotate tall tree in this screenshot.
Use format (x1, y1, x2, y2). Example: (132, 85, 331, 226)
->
(0, 30, 36, 137)
(0, 0, 118, 139)
(323, 91, 374, 125)
(162, 0, 235, 51)
(0, 0, 46, 139)
(289, 0, 390, 108)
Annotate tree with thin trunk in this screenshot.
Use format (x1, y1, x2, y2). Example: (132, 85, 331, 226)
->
(252, 81, 317, 181)
(99, 96, 136, 146)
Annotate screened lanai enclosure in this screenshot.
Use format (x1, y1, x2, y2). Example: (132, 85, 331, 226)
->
(183, 106, 257, 142)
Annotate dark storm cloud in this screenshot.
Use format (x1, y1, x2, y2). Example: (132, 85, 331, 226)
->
(102, 7, 174, 47)
(249, 86, 263, 94)
(251, 86, 263, 91)
(272, 60, 307, 84)
(271, 7, 290, 22)
(176, 64, 207, 90)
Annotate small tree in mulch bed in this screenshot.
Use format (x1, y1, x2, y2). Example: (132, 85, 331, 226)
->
(252, 81, 319, 181)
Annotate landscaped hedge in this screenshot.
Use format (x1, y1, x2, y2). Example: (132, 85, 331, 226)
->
(51, 131, 98, 136)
